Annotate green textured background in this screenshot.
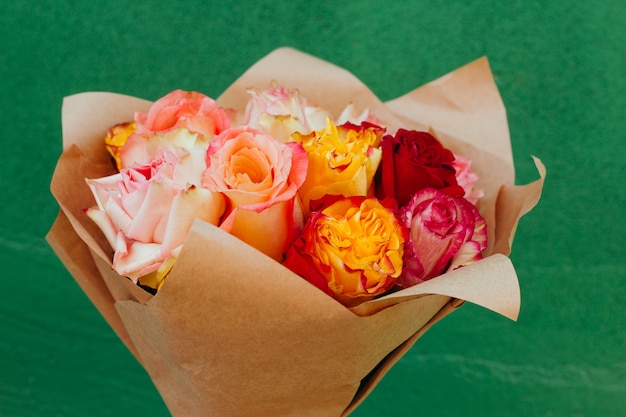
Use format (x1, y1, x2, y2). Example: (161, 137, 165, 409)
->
(2, 1, 625, 416)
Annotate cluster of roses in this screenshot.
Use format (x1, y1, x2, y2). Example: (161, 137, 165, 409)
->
(85, 85, 487, 307)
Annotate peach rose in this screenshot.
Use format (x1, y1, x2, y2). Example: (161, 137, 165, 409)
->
(86, 148, 225, 289)
(201, 126, 308, 261)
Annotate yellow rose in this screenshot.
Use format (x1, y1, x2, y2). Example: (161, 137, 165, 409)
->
(283, 196, 405, 307)
(104, 121, 137, 170)
(292, 119, 384, 213)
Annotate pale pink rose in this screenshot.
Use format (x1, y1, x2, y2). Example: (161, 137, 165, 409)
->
(86, 149, 225, 284)
(120, 129, 210, 181)
(242, 83, 330, 142)
(453, 154, 484, 205)
(201, 126, 308, 260)
(397, 188, 487, 287)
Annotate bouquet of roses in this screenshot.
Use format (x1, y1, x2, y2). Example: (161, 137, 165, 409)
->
(47, 48, 545, 417)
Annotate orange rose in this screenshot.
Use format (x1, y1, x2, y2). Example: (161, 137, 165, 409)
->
(283, 196, 405, 307)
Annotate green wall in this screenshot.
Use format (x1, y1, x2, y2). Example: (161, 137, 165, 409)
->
(2, 1, 624, 416)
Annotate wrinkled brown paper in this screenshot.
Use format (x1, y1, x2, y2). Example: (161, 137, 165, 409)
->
(47, 47, 545, 417)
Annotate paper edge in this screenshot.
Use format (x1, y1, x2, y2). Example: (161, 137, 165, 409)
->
(342, 298, 462, 416)
(45, 211, 142, 359)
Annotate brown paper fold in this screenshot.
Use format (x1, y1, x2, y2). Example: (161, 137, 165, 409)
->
(47, 47, 545, 417)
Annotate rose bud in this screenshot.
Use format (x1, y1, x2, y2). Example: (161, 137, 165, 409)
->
(398, 188, 487, 287)
(284, 196, 405, 307)
(86, 148, 226, 289)
(376, 129, 464, 207)
(292, 119, 385, 213)
(201, 126, 308, 261)
(243, 82, 330, 142)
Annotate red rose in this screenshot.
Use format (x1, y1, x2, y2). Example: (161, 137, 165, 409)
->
(376, 129, 464, 207)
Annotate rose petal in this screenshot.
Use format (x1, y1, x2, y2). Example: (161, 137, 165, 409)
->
(160, 186, 226, 256)
(220, 199, 297, 261)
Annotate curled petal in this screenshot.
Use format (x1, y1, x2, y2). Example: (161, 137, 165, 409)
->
(113, 235, 164, 283)
(160, 186, 226, 257)
(84, 206, 118, 249)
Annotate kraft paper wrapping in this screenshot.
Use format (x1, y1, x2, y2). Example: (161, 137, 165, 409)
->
(46, 47, 545, 417)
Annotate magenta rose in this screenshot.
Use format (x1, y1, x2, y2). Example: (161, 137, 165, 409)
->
(376, 129, 464, 207)
(397, 188, 487, 287)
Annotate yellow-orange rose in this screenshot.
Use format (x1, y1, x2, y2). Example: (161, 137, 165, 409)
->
(104, 121, 137, 171)
(292, 120, 384, 213)
(283, 196, 405, 307)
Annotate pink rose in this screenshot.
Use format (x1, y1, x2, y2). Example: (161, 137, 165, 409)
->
(242, 83, 330, 142)
(85, 149, 226, 287)
(201, 126, 308, 261)
(119, 90, 231, 169)
(135, 89, 230, 138)
(452, 154, 484, 205)
(398, 188, 487, 287)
